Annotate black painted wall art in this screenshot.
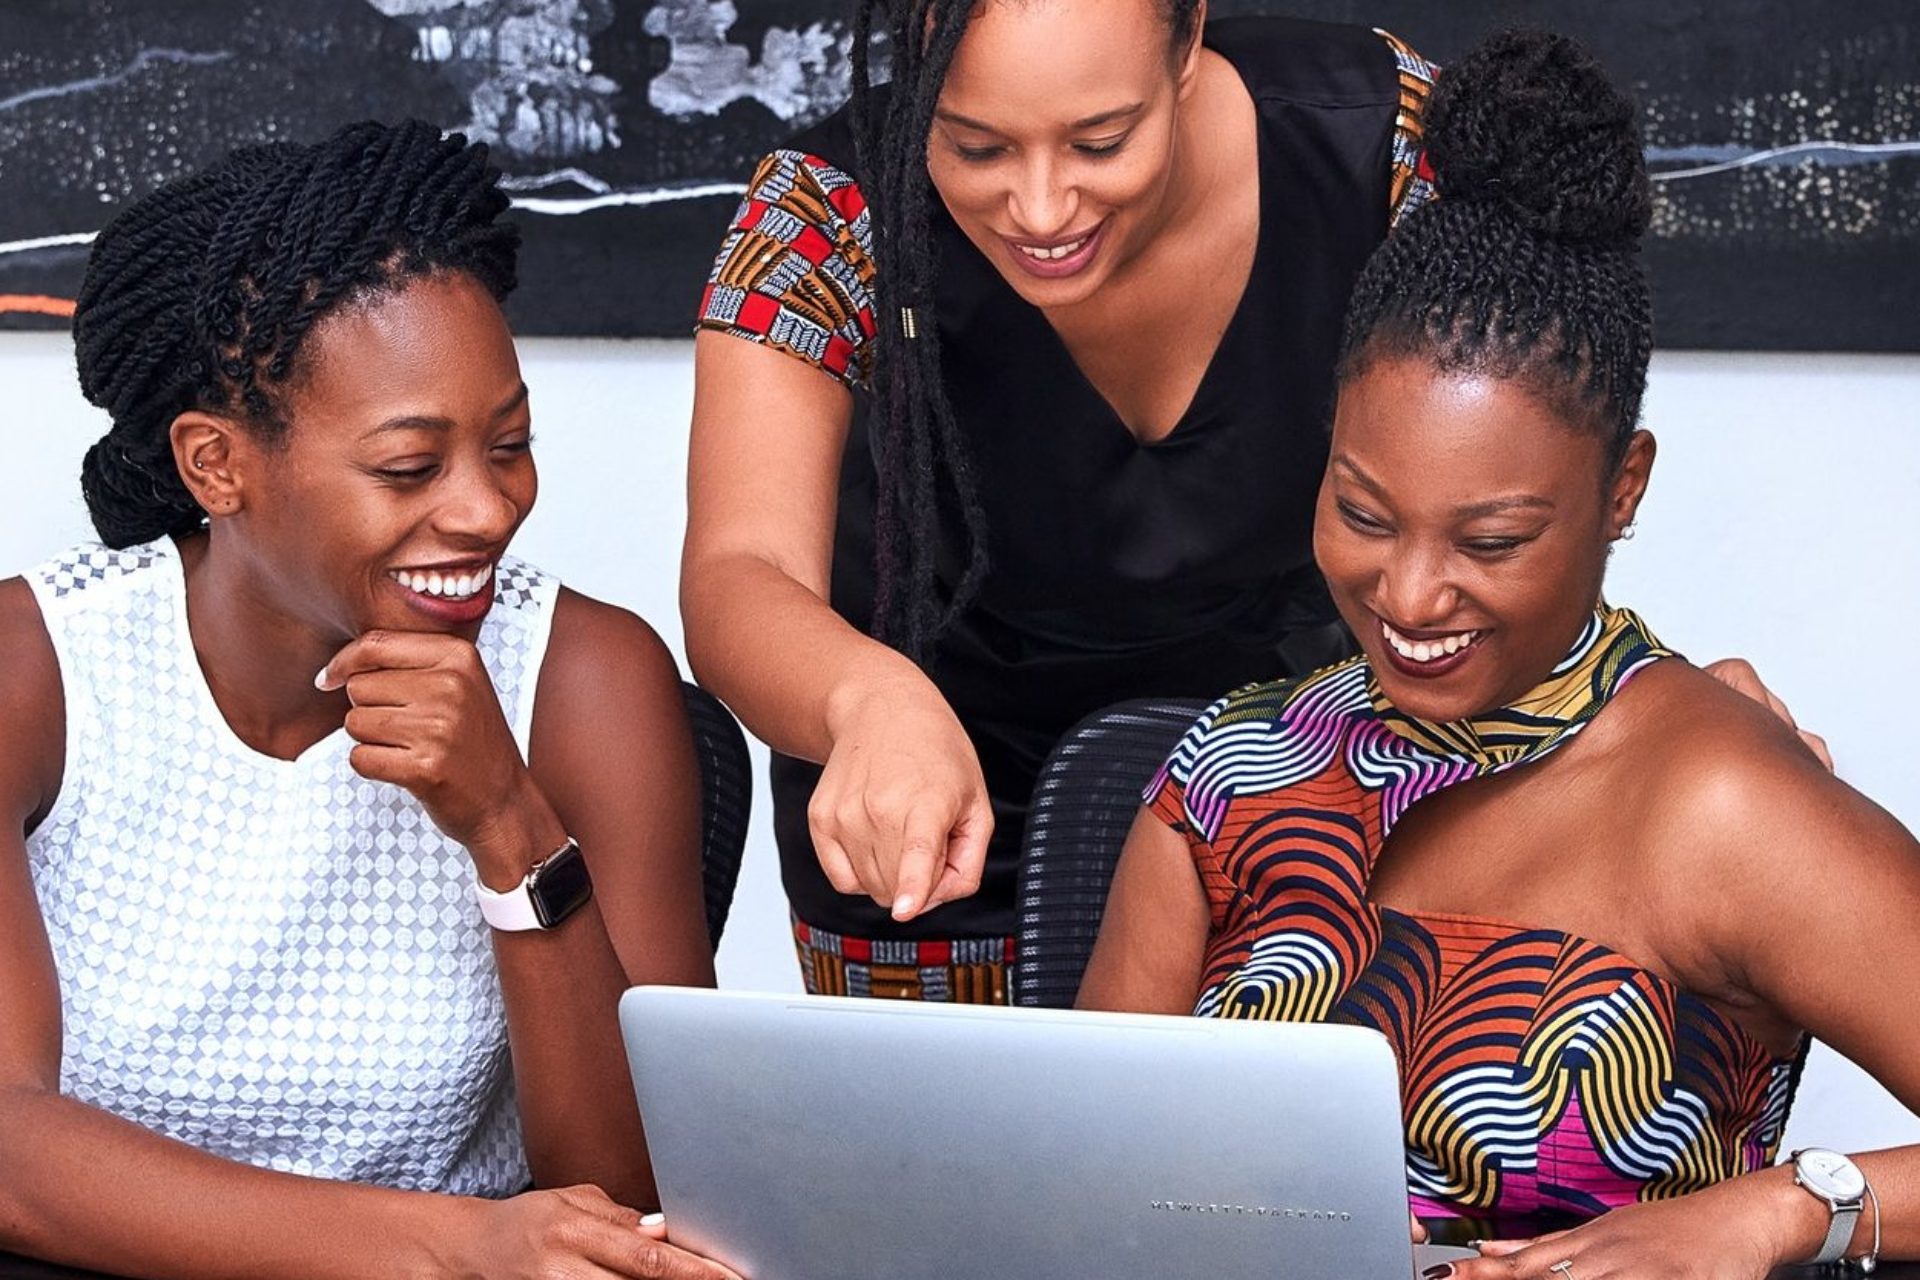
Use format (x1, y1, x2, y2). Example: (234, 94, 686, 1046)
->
(1, 1, 1914, 348)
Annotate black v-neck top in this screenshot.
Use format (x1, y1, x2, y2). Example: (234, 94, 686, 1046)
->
(703, 17, 1417, 940)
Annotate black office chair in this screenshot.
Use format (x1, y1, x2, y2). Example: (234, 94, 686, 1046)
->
(1013, 697, 1208, 1008)
(681, 682, 752, 950)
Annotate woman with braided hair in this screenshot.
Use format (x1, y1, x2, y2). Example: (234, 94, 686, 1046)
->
(0, 121, 735, 1278)
(687, 0, 1444, 1002)
(684, 1, 1809, 1003)
(1082, 30, 1920, 1276)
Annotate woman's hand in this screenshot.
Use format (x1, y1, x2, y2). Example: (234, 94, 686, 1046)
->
(453, 1187, 744, 1279)
(319, 629, 555, 876)
(1703, 657, 1832, 770)
(1437, 1175, 1810, 1280)
(810, 675, 994, 921)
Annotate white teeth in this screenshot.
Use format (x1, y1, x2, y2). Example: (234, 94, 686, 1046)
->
(390, 562, 493, 601)
(1016, 235, 1089, 262)
(1381, 620, 1480, 664)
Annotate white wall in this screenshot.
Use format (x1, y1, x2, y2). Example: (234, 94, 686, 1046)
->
(4, 332, 1916, 1156)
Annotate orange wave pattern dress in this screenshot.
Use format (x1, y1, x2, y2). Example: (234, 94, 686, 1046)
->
(1145, 608, 1799, 1218)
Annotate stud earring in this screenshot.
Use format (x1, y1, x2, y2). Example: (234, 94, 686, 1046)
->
(1618, 522, 1637, 541)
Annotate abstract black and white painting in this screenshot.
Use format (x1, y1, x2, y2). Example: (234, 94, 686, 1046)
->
(2, 1, 1915, 348)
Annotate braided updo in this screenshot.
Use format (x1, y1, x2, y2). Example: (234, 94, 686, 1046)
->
(1339, 29, 1654, 469)
(73, 119, 520, 548)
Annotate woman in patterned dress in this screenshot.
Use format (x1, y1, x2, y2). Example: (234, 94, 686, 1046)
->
(1081, 31, 1920, 1277)
(0, 122, 733, 1278)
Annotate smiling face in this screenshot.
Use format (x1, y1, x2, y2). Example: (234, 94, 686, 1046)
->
(217, 270, 535, 644)
(1315, 357, 1653, 723)
(926, 0, 1199, 309)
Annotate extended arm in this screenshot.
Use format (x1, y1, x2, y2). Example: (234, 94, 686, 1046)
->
(681, 331, 990, 919)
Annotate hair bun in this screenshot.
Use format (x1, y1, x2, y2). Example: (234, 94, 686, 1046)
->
(1423, 29, 1652, 248)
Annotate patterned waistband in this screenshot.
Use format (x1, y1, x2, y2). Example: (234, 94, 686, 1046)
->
(792, 917, 1016, 1004)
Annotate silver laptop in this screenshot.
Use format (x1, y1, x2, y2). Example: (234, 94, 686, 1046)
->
(621, 987, 1476, 1279)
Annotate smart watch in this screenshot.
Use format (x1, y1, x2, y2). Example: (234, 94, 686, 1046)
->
(1791, 1147, 1866, 1266)
(474, 837, 594, 931)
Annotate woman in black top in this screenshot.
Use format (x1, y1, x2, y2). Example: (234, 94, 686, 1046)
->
(681, 0, 1803, 1002)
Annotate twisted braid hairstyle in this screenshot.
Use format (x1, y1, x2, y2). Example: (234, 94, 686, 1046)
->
(74, 119, 519, 549)
(1338, 29, 1654, 473)
(851, 0, 1202, 663)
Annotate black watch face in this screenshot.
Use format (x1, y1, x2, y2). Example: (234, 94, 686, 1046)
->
(530, 843, 594, 928)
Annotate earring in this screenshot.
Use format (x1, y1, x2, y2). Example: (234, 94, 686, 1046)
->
(1618, 522, 1637, 541)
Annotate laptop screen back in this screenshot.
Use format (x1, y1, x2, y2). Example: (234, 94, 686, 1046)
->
(621, 988, 1428, 1280)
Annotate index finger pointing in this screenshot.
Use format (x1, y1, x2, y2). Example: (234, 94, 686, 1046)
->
(889, 807, 949, 921)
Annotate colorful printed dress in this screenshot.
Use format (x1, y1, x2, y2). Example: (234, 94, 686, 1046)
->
(697, 19, 1439, 1002)
(1145, 609, 1799, 1217)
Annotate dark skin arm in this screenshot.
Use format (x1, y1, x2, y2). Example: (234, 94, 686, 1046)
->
(0, 577, 736, 1280)
(683, 332, 992, 921)
(510, 589, 716, 1202)
(1075, 809, 1209, 1015)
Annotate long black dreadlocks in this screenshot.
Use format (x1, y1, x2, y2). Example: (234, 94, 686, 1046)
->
(74, 119, 520, 549)
(850, 0, 1202, 663)
(1338, 29, 1655, 471)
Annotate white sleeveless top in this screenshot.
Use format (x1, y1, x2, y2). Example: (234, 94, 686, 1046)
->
(24, 538, 558, 1196)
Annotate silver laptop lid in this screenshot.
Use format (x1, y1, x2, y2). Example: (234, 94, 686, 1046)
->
(622, 987, 1438, 1280)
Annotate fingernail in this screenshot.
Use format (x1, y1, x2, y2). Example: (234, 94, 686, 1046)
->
(891, 894, 915, 919)
(1422, 1267, 1454, 1279)
(640, 1212, 664, 1228)
(314, 667, 331, 690)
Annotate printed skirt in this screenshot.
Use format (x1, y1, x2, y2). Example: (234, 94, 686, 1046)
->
(792, 916, 1015, 1004)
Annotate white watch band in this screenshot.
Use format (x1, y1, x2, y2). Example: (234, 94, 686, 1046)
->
(474, 872, 544, 931)
(474, 837, 581, 932)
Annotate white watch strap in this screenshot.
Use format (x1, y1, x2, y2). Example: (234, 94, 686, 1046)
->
(474, 872, 543, 931)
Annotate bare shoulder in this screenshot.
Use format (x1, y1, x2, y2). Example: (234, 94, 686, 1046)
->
(537, 587, 687, 717)
(0, 575, 65, 826)
(1617, 658, 1917, 911)
(533, 588, 687, 734)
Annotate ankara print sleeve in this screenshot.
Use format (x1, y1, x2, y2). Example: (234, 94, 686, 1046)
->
(696, 150, 878, 389)
(1378, 29, 1439, 230)
(1143, 692, 1238, 932)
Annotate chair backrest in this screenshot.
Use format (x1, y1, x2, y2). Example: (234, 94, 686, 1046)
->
(1013, 697, 1208, 1008)
(681, 682, 752, 950)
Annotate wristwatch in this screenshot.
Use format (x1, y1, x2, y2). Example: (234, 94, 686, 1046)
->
(1791, 1147, 1867, 1266)
(474, 836, 594, 931)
